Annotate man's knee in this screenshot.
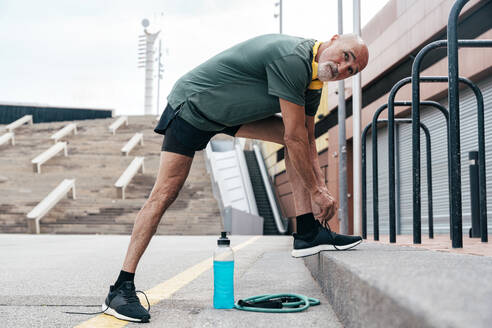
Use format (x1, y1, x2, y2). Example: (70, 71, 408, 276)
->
(140, 183, 182, 232)
(150, 178, 184, 206)
(150, 186, 179, 205)
(150, 151, 193, 205)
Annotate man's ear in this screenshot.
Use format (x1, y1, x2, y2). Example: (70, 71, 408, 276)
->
(330, 34, 339, 42)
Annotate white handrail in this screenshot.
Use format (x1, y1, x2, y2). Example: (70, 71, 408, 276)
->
(0, 132, 15, 146)
(114, 157, 145, 199)
(253, 143, 287, 234)
(121, 133, 144, 156)
(109, 116, 128, 135)
(27, 179, 76, 234)
(51, 123, 77, 143)
(7, 115, 33, 132)
(31, 142, 68, 173)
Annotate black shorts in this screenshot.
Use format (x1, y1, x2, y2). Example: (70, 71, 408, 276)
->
(154, 103, 241, 158)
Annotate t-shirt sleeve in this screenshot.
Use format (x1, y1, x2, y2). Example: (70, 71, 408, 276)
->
(304, 89, 322, 116)
(265, 55, 311, 107)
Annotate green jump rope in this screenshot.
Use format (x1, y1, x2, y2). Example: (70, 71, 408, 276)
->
(234, 293, 320, 313)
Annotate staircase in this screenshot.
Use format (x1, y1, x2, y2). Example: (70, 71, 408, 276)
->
(0, 116, 222, 235)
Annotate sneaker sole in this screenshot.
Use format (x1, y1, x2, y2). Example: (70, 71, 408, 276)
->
(291, 239, 363, 258)
(101, 303, 149, 323)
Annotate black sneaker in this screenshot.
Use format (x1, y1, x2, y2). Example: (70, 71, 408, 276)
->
(102, 281, 151, 323)
(291, 222, 362, 258)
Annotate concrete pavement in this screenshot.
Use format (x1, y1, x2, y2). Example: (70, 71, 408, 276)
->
(0, 234, 341, 327)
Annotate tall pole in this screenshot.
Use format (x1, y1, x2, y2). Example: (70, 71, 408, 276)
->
(337, 0, 348, 234)
(274, 1, 283, 34)
(143, 29, 159, 116)
(352, 0, 362, 236)
(279, 0, 282, 34)
(156, 39, 162, 116)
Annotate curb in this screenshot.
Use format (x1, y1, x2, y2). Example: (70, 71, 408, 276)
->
(303, 243, 492, 328)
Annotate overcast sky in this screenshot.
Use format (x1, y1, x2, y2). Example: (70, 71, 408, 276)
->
(0, 0, 389, 116)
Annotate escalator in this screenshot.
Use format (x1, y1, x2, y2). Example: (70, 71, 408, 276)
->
(244, 150, 287, 235)
(205, 138, 287, 235)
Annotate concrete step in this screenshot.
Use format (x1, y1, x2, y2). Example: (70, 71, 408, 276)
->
(303, 242, 492, 328)
(0, 200, 222, 233)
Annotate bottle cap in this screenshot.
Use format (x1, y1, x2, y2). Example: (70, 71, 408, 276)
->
(217, 231, 230, 245)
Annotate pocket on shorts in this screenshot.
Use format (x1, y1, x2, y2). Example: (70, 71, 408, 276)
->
(154, 103, 181, 135)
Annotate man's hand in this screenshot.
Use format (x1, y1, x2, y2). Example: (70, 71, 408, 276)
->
(311, 187, 337, 223)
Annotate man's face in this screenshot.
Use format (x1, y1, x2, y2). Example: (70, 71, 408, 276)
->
(317, 35, 368, 82)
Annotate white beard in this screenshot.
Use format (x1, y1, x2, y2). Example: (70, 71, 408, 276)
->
(317, 61, 337, 81)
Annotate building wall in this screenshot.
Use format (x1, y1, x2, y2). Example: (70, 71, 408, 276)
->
(264, 0, 492, 233)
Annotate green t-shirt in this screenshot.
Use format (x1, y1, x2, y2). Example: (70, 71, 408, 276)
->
(167, 34, 322, 131)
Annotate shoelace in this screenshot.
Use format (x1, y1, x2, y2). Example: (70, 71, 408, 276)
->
(320, 220, 331, 231)
(319, 221, 342, 251)
(63, 289, 150, 315)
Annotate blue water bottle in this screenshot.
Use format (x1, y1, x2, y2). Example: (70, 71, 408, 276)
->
(213, 231, 234, 309)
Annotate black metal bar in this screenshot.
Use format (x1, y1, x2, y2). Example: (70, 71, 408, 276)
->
(447, 0, 468, 248)
(411, 38, 492, 247)
(388, 91, 396, 243)
(371, 105, 386, 241)
(390, 120, 432, 238)
(420, 124, 433, 239)
(366, 102, 440, 241)
(387, 87, 450, 243)
(390, 77, 440, 243)
(412, 76, 485, 241)
(396, 120, 433, 239)
(395, 124, 402, 235)
(361, 123, 371, 239)
(460, 79, 488, 243)
(392, 74, 489, 245)
(363, 118, 433, 240)
(469, 151, 480, 238)
(387, 80, 410, 243)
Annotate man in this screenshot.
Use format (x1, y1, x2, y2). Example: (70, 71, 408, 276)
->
(102, 33, 369, 322)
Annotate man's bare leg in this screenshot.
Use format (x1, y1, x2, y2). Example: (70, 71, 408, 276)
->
(284, 147, 314, 216)
(235, 116, 313, 217)
(121, 151, 193, 273)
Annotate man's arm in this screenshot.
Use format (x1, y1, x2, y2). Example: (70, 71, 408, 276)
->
(306, 115, 325, 184)
(280, 98, 324, 193)
(305, 115, 337, 221)
(280, 98, 335, 221)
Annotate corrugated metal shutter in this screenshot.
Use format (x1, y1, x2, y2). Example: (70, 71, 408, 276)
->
(398, 76, 492, 234)
(398, 106, 449, 234)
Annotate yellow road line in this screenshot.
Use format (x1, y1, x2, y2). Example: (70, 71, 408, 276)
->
(74, 236, 261, 328)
